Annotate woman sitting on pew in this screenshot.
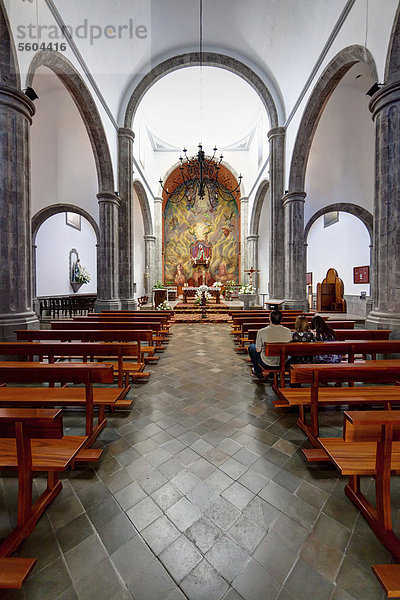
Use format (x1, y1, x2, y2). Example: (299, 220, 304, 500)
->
(286, 315, 315, 367)
(311, 315, 342, 363)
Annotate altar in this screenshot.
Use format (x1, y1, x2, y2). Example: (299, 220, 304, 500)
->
(182, 286, 220, 304)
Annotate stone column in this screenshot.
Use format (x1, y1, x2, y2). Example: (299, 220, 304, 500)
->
(118, 127, 137, 309)
(267, 126, 285, 298)
(95, 192, 121, 311)
(0, 84, 38, 340)
(282, 191, 308, 310)
(366, 80, 400, 337)
(154, 197, 163, 286)
(240, 197, 249, 283)
(144, 234, 156, 295)
(246, 234, 259, 285)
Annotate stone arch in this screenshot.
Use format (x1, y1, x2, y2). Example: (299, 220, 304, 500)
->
(304, 203, 373, 241)
(123, 52, 279, 129)
(133, 180, 153, 236)
(385, 3, 400, 82)
(26, 51, 114, 193)
(249, 180, 269, 236)
(0, 0, 20, 88)
(289, 45, 378, 192)
(32, 204, 100, 244)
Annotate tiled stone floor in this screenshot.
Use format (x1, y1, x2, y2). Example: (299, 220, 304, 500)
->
(0, 323, 393, 599)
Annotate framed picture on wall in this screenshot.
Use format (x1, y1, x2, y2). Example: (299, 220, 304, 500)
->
(353, 265, 370, 284)
(66, 212, 81, 231)
(324, 211, 339, 228)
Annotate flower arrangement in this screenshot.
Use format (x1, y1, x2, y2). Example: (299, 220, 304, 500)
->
(239, 283, 255, 294)
(212, 281, 223, 289)
(74, 264, 91, 284)
(156, 300, 172, 311)
(194, 286, 211, 305)
(154, 281, 165, 289)
(224, 280, 237, 299)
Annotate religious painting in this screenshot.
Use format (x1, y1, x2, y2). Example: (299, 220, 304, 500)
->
(163, 182, 240, 285)
(353, 265, 370, 284)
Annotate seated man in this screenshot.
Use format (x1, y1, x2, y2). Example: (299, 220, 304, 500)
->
(248, 309, 292, 380)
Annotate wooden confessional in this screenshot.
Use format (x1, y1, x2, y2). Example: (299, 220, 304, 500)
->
(316, 268, 346, 312)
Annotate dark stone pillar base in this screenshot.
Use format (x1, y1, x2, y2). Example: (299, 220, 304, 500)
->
(283, 300, 309, 311)
(120, 299, 138, 310)
(0, 312, 39, 341)
(94, 299, 121, 312)
(366, 312, 400, 340)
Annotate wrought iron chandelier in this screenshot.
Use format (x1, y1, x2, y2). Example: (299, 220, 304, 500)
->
(159, 0, 242, 209)
(159, 144, 242, 208)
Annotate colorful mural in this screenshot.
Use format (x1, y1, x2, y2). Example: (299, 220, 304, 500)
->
(164, 182, 240, 285)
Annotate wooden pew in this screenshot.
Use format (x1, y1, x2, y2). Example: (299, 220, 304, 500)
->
(0, 341, 143, 388)
(0, 363, 114, 447)
(279, 361, 400, 450)
(265, 339, 400, 389)
(75, 314, 172, 337)
(16, 329, 160, 361)
(245, 327, 390, 343)
(235, 320, 355, 352)
(319, 411, 400, 564)
(0, 408, 92, 585)
(50, 320, 167, 346)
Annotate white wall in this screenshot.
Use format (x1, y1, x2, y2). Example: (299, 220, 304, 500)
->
(307, 212, 370, 296)
(304, 66, 375, 223)
(31, 67, 99, 222)
(257, 189, 270, 295)
(36, 213, 97, 297)
(133, 190, 146, 298)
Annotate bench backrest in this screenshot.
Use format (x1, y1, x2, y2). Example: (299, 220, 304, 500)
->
(51, 321, 162, 332)
(16, 329, 153, 344)
(0, 408, 63, 439)
(0, 362, 114, 385)
(291, 360, 400, 384)
(0, 341, 139, 359)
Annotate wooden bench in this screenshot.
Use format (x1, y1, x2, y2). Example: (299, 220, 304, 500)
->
(266, 339, 400, 389)
(372, 565, 400, 598)
(50, 320, 167, 347)
(319, 411, 400, 565)
(0, 363, 114, 447)
(245, 327, 391, 344)
(280, 361, 400, 450)
(78, 314, 172, 337)
(234, 320, 355, 351)
(0, 341, 143, 388)
(0, 408, 93, 584)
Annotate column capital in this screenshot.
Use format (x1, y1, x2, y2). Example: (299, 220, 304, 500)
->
(247, 234, 259, 241)
(97, 191, 120, 206)
(240, 196, 249, 204)
(154, 196, 163, 205)
(282, 191, 307, 207)
(144, 235, 156, 242)
(0, 84, 35, 123)
(267, 126, 285, 141)
(118, 127, 135, 142)
(369, 80, 400, 119)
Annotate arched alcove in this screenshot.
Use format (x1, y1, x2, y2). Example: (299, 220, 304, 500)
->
(307, 211, 371, 313)
(123, 52, 280, 129)
(27, 51, 114, 193)
(0, 0, 19, 88)
(289, 45, 378, 193)
(35, 212, 97, 297)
